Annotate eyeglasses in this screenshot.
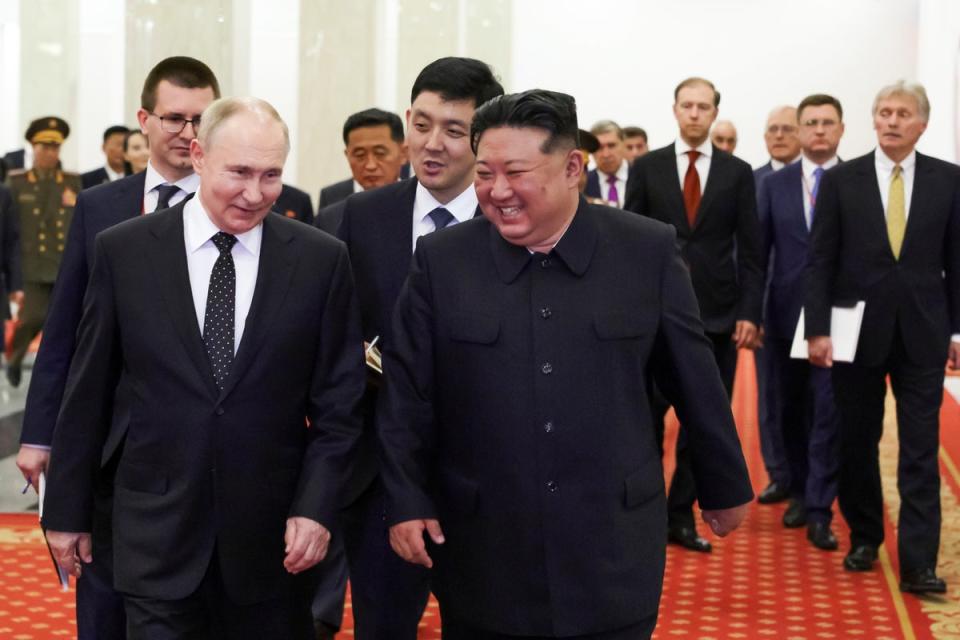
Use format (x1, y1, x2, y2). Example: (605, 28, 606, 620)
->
(800, 118, 839, 129)
(148, 112, 201, 134)
(766, 125, 797, 135)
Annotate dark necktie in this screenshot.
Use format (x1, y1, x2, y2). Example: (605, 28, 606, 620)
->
(428, 207, 455, 232)
(203, 232, 238, 390)
(606, 174, 619, 206)
(155, 184, 180, 212)
(683, 150, 701, 228)
(809, 166, 825, 228)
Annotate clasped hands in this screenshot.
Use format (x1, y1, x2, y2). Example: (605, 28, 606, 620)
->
(47, 516, 330, 578)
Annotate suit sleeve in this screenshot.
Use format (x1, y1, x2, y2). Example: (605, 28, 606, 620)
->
(43, 233, 122, 532)
(945, 167, 960, 335)
(19, 194, 92, 446)
(757, 175, 774, 324)
(804, 169, 841, 338)
(376, 243, 440, 525)
(650, 228, 753, 508)
(623, 159, 647, 215)
(295, 243, 366, 528)
(734, 164, 763, 324)
(0, 186, 22, 293)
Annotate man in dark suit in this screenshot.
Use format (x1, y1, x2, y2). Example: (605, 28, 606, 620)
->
(382, 88, 752, 640)
(807, 81, 960, 593)
(584, 119, 629, 207)
(334, 57, 503, 639)
(0, 184, 22, 320)
(759, 94, 845, 550)
(275, 183, 315, 224)
(316, 108, 409, 233)
(43, 96, 365, 638)
(15, 56, 220, 639)
(624, 76, 763, 554)
(80, 125, 130, 190)
(753, 104, 801, 506)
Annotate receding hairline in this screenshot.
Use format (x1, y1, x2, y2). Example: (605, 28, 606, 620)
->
(766, 105, 797, 123)
(197, 96, 290, 151)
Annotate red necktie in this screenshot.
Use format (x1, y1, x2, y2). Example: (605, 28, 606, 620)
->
(683, 150, 701, 227)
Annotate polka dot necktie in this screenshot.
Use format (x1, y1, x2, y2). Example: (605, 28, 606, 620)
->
(203, 232, 238, 390)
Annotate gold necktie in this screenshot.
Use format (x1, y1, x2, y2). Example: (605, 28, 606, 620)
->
(887, 165, 905, 259)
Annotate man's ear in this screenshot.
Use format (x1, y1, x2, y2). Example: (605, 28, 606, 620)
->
(190, 139, 204, 175)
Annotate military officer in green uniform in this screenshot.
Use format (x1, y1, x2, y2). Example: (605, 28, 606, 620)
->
(5, 117, 79, 387)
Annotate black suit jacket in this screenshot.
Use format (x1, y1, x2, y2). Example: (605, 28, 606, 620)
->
(275, 183, 314, 224)
(0, 185, 22, 315)
(318, 178, 354, 212)
(315, 198, 346, 236)
(625, 143, 763, 332)
(44, 203, 366, 604)
(21, 172, 147, 450)
(805, 151, 960, 367)
(378, 200, 752, 636)
(81, 167, 112, 190)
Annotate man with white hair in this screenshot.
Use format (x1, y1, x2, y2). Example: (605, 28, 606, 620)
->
(42, 96, 366, 637)
(807, 81, 960, 593)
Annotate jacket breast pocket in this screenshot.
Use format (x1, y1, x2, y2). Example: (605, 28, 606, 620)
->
(594, 311, 655, 341)
(116, 459, 168, 496)
(448, 312, 499, 345)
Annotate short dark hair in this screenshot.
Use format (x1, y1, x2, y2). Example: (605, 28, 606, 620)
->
(342, 108, 404, 146)
(141, 56, 221, 111)
(471, 89, 578, 155)
(623, 126, 648, 142)
(103, 125, 130, 143)
(797, 93, 843, 122)
(411, 57, 504, 109)
(674, 77, 720, 108)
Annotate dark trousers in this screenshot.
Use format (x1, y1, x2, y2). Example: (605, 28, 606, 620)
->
(441, 615, 657, 640)
(310, 530, 347, 633)
(753, 343, 791, 487)
(767, 336, 839, 523)
(123, 550, 314, 640)
(831, 327, 944, 573)
(339, 477, 431, 640)
(656, 330, 737, 529)
(77, 558, 126, 640)
(9, 281, 52, 369)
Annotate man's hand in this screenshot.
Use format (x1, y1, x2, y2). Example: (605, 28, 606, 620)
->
(15, 446, 50, 491)
(808, 335, 833, 368)
(283, 517, 330, 574)
(949, 341, 960, 371)
(47, 530, 92, 577)
(389, 519, 445, 569)
(732, 320, 758, 350)
(702, 503, 749, 537)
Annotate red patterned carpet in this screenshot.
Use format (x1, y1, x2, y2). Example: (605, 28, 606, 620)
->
(3, 353, 960, 639)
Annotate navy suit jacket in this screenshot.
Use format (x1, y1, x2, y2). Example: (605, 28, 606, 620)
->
(81, 167, 112, 190)
(753, 161, 774, 191)
(0, 185, 22, 315)
(318, 178, 354, 212)
(805, 151, 960, 366)
(275, 183, 314, 224)
(315, 198, 346, 236)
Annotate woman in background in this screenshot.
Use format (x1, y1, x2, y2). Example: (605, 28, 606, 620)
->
(123, 130, 149, 174)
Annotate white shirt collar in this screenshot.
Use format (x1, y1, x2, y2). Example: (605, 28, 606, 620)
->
(675, 137, 712, 158)
(352, 179, 364, 194)
(413, 181, 478, 225)
(875, 147, 916, 173)
(144, 161, 201, 197)
(104, 164, 124, 181)
(184, 192, 263, 257)
(800, 154, 839, 178)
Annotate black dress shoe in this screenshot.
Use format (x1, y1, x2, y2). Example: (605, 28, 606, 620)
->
(843, 545, 878, 571)
(758, 481, 789, 504)
(807, 522, 838, 551)
(900, 568, 947, 594)
(668, 526, 712, 553)
(782, 499, 808, 528)
(6, 364, 20, 388)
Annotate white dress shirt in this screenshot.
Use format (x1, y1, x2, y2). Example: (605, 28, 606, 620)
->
(596, 159, 629, 208)
(104, 164, 125, 182)
(875, 148, 916, 221)
(411, 182, 478, 250)
(675, 138, 713, 193)
(352, 179, 364, 195)
(183, 194, 262, 354)
(144, 162, 200, 213)
(800, 154, 839, 229)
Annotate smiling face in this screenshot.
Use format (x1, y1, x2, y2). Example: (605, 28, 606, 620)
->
(873, 93, 927, 162)
(124, 131, 150, 173)
(406, 90, 477, 204)
(475, 126, 582, 254)
(190, 110, 287, 235)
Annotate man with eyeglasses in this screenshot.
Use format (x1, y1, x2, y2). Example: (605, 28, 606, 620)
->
(16, 56, 219, 639)
(753, 105, 802, 510)
(759, 94, 844, 550)
(625, 77, 763, 554)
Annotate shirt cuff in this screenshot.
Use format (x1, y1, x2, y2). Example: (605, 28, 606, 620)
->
(20, 443, 52, 451)
(952, 334, 960, 343)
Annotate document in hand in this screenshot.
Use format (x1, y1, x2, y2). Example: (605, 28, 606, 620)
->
(790, 301, 866, 362)
(38, 472, 71, 591)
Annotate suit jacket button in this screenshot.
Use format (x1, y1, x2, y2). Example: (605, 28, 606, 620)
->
(540, 257, 551, 268)
(544, 421, 554, 433)
(540, 307, 552, 319)
(541, 362, 553, 375)
(546, 480, 558, 493)
(215, 407, 225, 416)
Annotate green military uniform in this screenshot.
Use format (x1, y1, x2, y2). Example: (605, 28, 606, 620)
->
(5, 117, 78, 386)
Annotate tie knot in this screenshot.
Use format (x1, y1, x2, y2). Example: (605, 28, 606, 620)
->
(428, 207, 455, 231)
(211, 231, 237, 254)
(813, 166, 825, 178)
(686, 150, 701, 162)
(893, 164, 903, 178)
(155, 184, 180, 210)
(606, 174, 617, 185)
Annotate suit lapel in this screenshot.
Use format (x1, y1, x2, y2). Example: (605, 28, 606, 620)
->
(658, 145, 690, 231)
(854, 153, 890, 256)
(146, 202, 219, 398)
(696, 147, 725, 229)
(902, 153, 932, 258)
(117, 172, 147, 221)
(217, 215, 297, 402)
(787, 166, 809, 238)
